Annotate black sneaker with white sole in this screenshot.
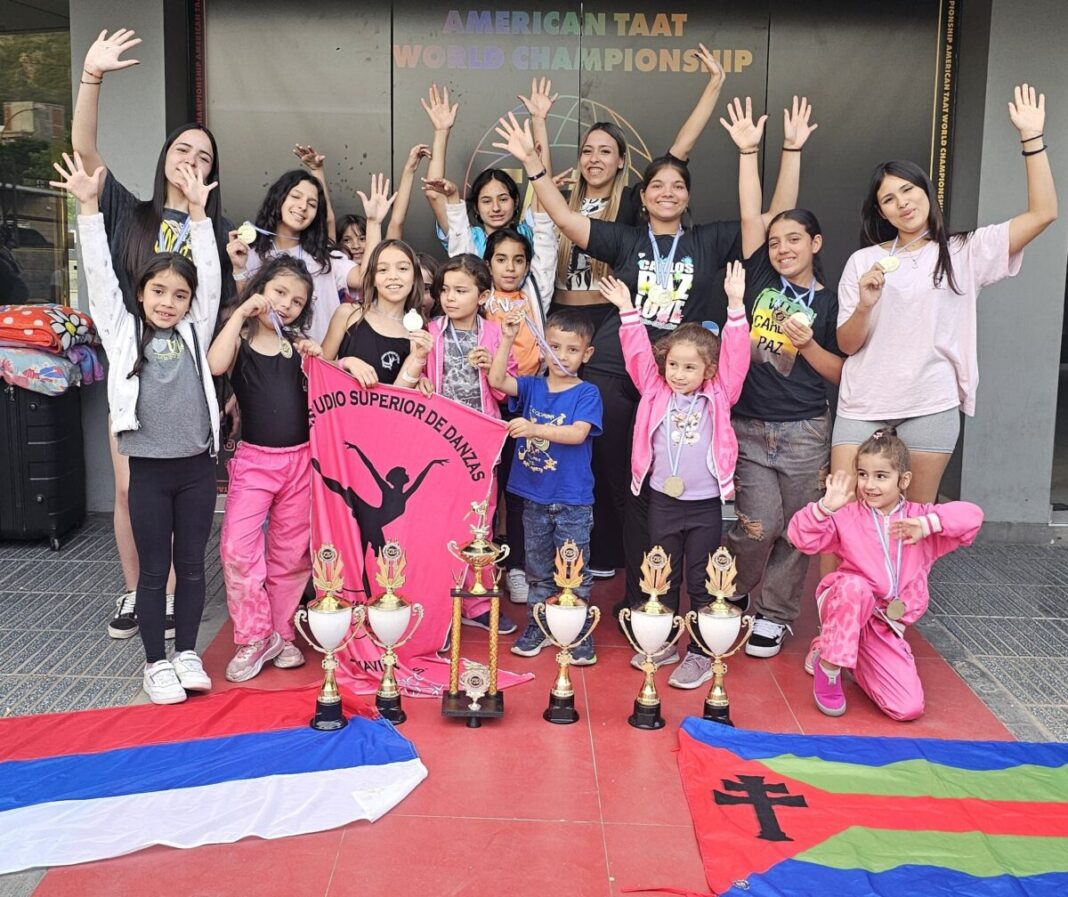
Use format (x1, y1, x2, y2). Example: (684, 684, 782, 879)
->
(745, 614, 791, 658)
(108, 590, 138, 639)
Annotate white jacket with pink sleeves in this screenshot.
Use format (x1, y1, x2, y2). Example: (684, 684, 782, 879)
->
(619, 307, 750, 499)
(787, 499, 984, 625)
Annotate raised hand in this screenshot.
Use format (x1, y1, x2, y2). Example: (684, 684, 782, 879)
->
(518, 77, 558, 120)
(407, 329, 432, 361)
(723, 259, 746, 307)
(858, 263, 886, 310)
(83, 28, 142, 78)
(552, 167, 576, 191)
(597, 275, 634, 311)
(420, 177, 458, 200)
(719, 96, 767, 152)
(695, 43, 725, 92)
(492, 112, 537, 165)
(293, 144, 325, 171)
(405, 144, 432, 173)
(420, 84, 458, 131)
(226, 229, 249, 273)
(782, 95, 818, 150)
(1008, 83, 1045, 140)
(890, 518, 927, 545)
(822, 470, 853, 512)
(500, 312, 522, 342)
(357, 173, 397, 223)
(48, 152, 105, 206)
(174, 162, 217, 212)
(239, 293, 269, 319)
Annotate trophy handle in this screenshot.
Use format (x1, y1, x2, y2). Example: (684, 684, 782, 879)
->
(391, 603, 425, 651)
(719, 612, 754, 660)
(336, 605, 366, 653)
(293, 608, 323, 655)
(665, 615, 686, 650)
(531, 603, 563, 649)
(617, 607, 643, 655)
(584, 605, 602, 638)
(496, 543, 511, 566)
(682, 610, 712, 655)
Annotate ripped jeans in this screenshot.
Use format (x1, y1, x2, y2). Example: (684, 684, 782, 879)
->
(725, 412, 830, 625)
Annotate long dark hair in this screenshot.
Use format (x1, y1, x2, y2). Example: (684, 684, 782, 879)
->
(360, 239, 425, 316)
(127, 253, 198, 379)
(768, 209, 826, 284)
(241, 255, 315, 337)
(251, 170, 331, 274)
(121, 124, 230, 308)
(639, 156, 693, 230)
(466, 169, 521, 230)
(860, 160, 966, 294)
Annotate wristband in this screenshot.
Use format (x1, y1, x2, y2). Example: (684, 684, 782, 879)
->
(1022, 145, 1048, 157)
(1021, 133, 1044, 143)
(399, 370, 420, 383)
(232, 271, 250, 282)
(782, 146, 803, 152)
(817, 498, 836, 516)
(528, 169, 547, 182)
(739, 149, 758, 155)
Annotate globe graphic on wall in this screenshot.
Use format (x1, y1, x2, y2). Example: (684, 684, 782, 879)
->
(463, 96, 652, 197)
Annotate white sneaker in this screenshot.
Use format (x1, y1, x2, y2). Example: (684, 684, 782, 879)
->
(506, 568, 529, 604)
(171, 650, 212, 692)
(143, 660, 186, 705)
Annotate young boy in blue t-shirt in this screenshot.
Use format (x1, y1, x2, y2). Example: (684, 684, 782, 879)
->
(488, 308, 603, 663)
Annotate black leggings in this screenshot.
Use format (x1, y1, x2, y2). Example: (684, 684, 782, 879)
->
(128, 452, 216, 663)
(496, 405, 525, 570)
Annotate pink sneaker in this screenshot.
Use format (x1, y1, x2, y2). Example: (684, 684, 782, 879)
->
(812, 651, 846, 717)
(225, 632, 284, 682)
(273, 639, 306, 669)
(804, 637, 820, 675)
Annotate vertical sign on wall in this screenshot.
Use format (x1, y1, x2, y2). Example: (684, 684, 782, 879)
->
(932, 0, 959, 214)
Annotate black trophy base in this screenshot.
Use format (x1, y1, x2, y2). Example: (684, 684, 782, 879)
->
(544, 692, 579, 725)
(628, 699, 665, 730)
(310, 698, 347, 731)
(703, 702, 735, 726)
(441, 690, 504, 728)
(376, 693, 407, 725)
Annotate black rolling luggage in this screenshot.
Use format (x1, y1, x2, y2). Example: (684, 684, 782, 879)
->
(0, 384, 86, 550)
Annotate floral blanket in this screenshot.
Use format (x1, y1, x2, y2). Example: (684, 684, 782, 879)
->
(0, 305, 98, 354)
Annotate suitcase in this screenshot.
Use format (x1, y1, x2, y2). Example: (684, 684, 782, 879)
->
(0, 384, 86, 550)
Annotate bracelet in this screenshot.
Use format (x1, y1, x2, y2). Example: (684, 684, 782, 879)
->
(80, 77, 103, 86)
(782, 146, 803, 152)
(83, 68, 103, 80)
(1022, 145, 1048, 157)
(399, 370, 420, 383)
(817, 498, 836, 516)
(1021, 133, 1044, 143)
(232, 271, 250, 282)
(739, 149, 758, 155)
(528, 169, 547, 182)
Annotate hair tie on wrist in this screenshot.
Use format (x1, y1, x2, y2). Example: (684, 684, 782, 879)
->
(1020, 133, 1044, 143)
(739, 149, 758, 155)
(528, 169, 547, 182)
(1022, 145, 1048, 157)
(782, 146, 803, 152)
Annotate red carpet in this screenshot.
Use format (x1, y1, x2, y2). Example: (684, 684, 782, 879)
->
(32, 562, 1010, 897)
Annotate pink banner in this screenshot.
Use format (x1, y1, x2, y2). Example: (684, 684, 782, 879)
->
(307, 358, 532, 696)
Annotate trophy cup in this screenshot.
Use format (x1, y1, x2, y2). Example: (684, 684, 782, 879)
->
(442, 500, 510, 727)
(618, 547, 685, 730)
(532, 540, 601, 725)
(294, 545, 365, 731)
(683, 547, 753, 726)
(365, 541, 424, 725)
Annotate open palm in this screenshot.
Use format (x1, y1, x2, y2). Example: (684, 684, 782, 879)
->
(49, 152, 104, 205)
(720, 96, 767, 151)
(83, 28, 142, 76)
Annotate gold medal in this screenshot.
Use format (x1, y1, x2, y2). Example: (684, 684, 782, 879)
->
(663, 475, 685, 498)
(466, 348, 481, 368)
(878, 256, 900, 273)
(645, 284, 671, 312)
(236, 221, 257, 245)
(886, 597, 906, 621)
(279, 338, 293, 359)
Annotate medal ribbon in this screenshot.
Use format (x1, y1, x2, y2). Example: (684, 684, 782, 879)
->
(888, 230, 930, 260)
(491, 292, 575, 378)
(446, 317, 481, 362)
(158, 217, 191, 254)
(665, 392, 704, 482)
(779, 275, 815, 309)
(648, 225, 683, 291)
(870, 499, 905, 600)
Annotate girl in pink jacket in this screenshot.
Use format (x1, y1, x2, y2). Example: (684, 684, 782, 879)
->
(787, 428, 983, 720)
(598, 263, 750, 689)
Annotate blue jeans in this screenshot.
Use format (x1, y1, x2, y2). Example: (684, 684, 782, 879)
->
(522, 500, 594, 615)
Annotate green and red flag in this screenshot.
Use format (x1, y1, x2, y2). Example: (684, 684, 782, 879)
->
(675, 717, 1068, 896)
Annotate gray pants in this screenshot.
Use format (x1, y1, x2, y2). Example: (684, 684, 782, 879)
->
(725, 412, 831, 625)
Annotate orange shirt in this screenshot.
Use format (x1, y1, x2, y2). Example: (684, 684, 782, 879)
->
(484, 290, 542, 375)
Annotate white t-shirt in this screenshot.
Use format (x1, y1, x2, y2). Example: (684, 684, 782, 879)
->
(246, 244, 356, 345)
(836, 221, 1022, 419)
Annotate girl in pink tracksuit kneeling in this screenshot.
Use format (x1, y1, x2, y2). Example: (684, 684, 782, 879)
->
(598, 263, 750, 690)
(787, 428, 983, 721)
(207, 256, 324, 683)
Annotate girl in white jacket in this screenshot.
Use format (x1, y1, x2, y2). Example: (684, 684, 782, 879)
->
(53, 152, 221, 706)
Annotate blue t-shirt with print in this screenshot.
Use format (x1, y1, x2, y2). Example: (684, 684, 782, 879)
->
(506, 376, 603, 506)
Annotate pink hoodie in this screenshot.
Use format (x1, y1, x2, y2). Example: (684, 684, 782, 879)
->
(425, 315, 517, 418)
(620, 307, 750, 499)
(787, 498, 984, 625)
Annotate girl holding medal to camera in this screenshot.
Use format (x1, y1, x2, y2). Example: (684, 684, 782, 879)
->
(833, 84, 1056, 504)
(597, 263, 749, 690)
(788, 429, 983, 721)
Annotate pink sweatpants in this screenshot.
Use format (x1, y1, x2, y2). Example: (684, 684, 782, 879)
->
(222, 441, 312, 645)
(815, 573, 925, 721)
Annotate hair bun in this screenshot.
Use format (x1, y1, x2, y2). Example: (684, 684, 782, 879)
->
(871, 426, 898, 439)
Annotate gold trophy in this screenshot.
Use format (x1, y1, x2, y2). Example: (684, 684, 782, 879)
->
(294, 545, 365, 731)
(365, 541, 424, 725)
(442, 500, 509, 727)
(618, 547, 685, 730)
(532, 540, 601, 725)
(683, 548, 753, 726)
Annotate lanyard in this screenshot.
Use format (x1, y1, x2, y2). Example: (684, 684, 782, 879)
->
(665, 392, 703, 478)
(490, 291, 574, 378)
(889, 230, 929, 259)
(779, 275, 815, 309)
(159, 217, 191, 254)
(648, 226, 682, 290)
(869, 500, 905, 599)
(446, 317, 480, 359)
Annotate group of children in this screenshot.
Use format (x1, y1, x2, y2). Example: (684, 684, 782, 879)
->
(68, 28, 1057, 721)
